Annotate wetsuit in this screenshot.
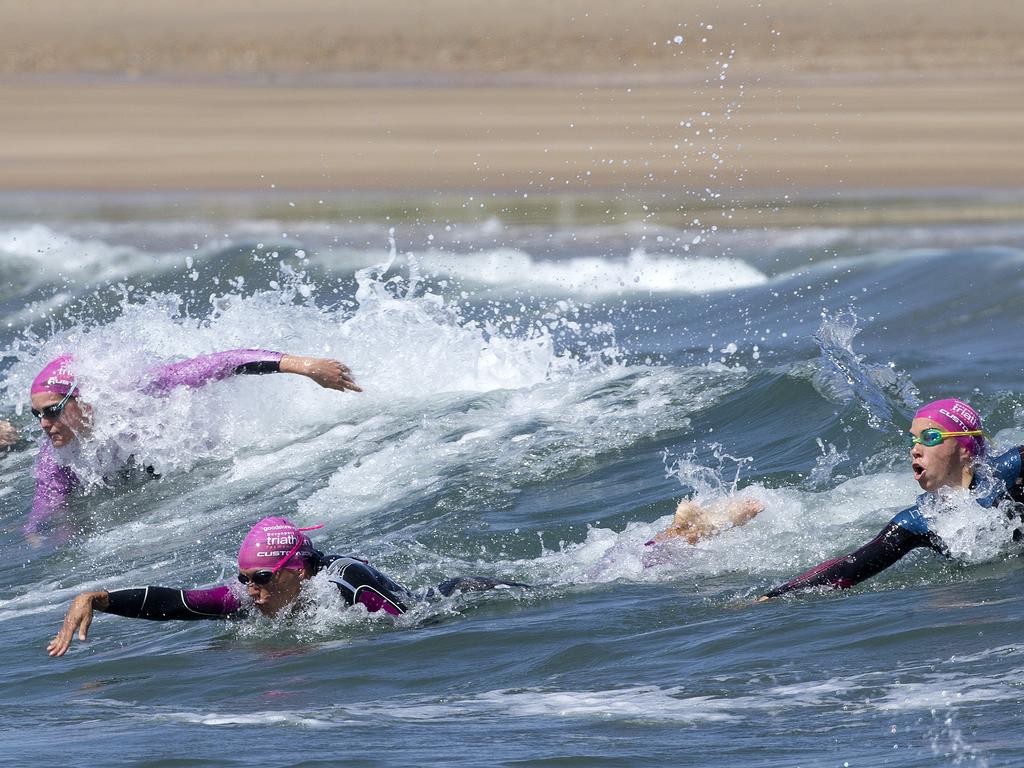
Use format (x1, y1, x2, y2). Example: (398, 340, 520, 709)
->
(101, 555, 527, 620)
(28, 349, 285, 535)
(764, 446, 1024, 598)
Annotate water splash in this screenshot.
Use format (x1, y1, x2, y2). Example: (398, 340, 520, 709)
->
(802, 437, 850, 490)
(919, 484, 1022, 563)
(663, 442, 753, 501)
(812, 309, 920, 430)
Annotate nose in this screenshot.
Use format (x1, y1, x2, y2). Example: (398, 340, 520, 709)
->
(247, 582, 271, 599)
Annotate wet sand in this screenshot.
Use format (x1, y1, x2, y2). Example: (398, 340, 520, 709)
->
(1, 1, 1022, 193)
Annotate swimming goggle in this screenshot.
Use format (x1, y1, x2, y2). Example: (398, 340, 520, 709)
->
(31, 382, 77, 421)
(909, 428, 985, 447)
(238, 570, 276, 586)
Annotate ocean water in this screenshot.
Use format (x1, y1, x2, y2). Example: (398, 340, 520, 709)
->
(2, 209, 1024, 766)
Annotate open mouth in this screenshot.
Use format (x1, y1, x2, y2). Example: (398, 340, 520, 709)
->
(912, 461, 925, 481)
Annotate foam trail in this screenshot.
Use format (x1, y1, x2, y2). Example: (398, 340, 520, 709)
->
(412, 248, 767, 295)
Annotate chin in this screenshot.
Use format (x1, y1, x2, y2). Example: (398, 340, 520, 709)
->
(256, 602, 284, 617)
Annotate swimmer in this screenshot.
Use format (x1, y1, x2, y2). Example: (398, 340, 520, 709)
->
(759, 398, 1023, 600)
(26, 350, 360, 537)
(648, 497, 764, 545)
(47, 516, 527, 657)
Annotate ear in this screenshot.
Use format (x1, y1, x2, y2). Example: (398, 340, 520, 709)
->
(957, 441, 973, 464)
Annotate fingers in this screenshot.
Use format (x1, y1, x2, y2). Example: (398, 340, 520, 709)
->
(317, 359, 362, 392)
(79, 610, 93, 641)
(334, 364, 362, 393)
(48, 593, 96, 658)
(47, 628, 72, 657)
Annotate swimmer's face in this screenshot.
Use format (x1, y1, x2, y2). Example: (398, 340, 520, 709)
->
(909, 417, 973, 492)
(31, 392, 91, 449)
(240, 566, 306, 617)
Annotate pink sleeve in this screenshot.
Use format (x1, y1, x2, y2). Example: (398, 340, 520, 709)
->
(26, 443, 78, 535)
(182, 585, 243, 615)
(142, 349, 284, 396)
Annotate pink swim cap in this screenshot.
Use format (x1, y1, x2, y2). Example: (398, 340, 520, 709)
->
(914, 398, 985, 456)
(31, 356, 79, 397)
(237, 517, 323, 572)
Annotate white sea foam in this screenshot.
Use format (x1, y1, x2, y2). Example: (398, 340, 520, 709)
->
(412, 248, 767, 295)
(137, 667, 1023, 731)
(0, 225, 178, 287)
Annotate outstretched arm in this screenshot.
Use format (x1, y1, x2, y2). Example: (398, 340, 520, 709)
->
(143, 349, 361, 396)
(759, 512, 942, 600)
(47, 585, 241, 657)
(650, 497, 764, 545)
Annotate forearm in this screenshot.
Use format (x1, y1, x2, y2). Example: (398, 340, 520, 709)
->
(144, 349, 284, 395)
(104, 586, 239, 621)
(277, 354, 306, 376)
(763, 522, 928, 598)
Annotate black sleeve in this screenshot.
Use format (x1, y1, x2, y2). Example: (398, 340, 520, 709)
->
(763, 521, 945, 598)
(104, 586, 236, 621)
(233, 360, 281, 375)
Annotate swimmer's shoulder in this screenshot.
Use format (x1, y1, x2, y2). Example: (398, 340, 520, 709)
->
(890, 503, 929, 535)
(985, 445, 1024, 487)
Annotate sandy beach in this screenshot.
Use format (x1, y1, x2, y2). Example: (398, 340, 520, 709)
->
(1, 1, 1022, 195)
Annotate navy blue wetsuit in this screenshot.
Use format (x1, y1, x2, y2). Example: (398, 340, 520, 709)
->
(764, 446, 1024, 598)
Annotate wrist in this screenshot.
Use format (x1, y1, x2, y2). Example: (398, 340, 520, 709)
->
(89, 591, 110, 611)
(278, 354, 306, 375)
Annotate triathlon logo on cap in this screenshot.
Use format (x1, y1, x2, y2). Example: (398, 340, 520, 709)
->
(939, 404, 978, 431)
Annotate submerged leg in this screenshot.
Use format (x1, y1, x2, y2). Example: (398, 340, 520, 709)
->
(435, 576, 530, 597)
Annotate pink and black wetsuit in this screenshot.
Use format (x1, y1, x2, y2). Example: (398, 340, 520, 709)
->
(105, 556, 412, 619)
(764, 446, 1024, 598)
(101, 555, 528, 620)
(27, 349, 284, 535)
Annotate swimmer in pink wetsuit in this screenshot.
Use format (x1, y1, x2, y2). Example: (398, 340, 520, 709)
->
(27, 350, 361, 536)
(47, 516, 527, 656)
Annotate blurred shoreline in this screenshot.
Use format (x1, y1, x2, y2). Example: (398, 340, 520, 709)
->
(3, 79, 1022, 196)
(2, 1, 1022, 197)
(5, 188, 1024, 229)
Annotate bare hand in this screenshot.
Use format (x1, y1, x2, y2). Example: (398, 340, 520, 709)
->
(47, 590, 108, 657)
(0, 419, 17, 448)
(279, 355, 362, 393)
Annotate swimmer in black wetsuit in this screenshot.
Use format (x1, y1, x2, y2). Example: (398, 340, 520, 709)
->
(760, 398, 1024, 600)
(47, 516, 527, 657)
